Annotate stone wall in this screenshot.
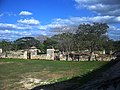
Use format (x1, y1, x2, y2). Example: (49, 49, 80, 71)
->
(0, 49, 115, 61)
(31, 54, 47, 60)
(0, 50, 27, 59)
(0, 48, 2, 53)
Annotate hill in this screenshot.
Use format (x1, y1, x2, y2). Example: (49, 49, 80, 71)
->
(35, 35, 48, 43)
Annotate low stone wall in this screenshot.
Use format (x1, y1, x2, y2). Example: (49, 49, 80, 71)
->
(0, 50, 27, 59)
(0, 50, 116, 61)
(31, 54, 54, 60)
(93, 54, 115, 61)
(64, 54, 114, 61)
(31, 54, 47, 60)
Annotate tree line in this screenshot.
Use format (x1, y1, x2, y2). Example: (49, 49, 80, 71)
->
(0, 23, 120, 57)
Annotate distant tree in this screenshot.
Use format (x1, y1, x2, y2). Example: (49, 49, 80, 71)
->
(43, 32, 74, 57)
(43, 38, 58, 49)
(0, 40, 12, 52)
(14, 37, 41, 50)
(113, 40, 120, 51)
(102, 40, 114, 54)
(76, 23, 109, 61)
(0, 40, 14, 57)
(51, 33, 74, 52)
(38, 43, 46, 53)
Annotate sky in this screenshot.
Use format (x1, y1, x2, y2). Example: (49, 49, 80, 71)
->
(0, 0, 120, 41)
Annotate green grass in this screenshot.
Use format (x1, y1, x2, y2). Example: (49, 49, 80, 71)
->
(0, 58, 108, 90)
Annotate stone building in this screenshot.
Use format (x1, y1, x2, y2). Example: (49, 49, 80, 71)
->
(47, 49, 55, 60)
(0, 48, 2, 53)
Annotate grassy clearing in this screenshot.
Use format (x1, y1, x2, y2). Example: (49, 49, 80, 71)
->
(0, 58, 108, 90)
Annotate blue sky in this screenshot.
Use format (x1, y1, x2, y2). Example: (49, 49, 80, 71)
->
(0, 0, 120, 41)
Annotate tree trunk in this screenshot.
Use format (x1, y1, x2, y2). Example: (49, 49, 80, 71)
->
(88, 43, 94, 61)
(95, 53, 98, 61)
(88, 51, 92, 61)
(77, 46, 80, 52)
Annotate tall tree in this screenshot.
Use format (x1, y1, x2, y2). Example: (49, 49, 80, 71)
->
(51, 33, 74, 52)
(76, 23, 109, 61)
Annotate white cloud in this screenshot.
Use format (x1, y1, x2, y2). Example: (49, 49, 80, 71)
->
(47, 24, 66, 28)
(38, 16, 120, 40)
(0, 12, 17, 17)
(74, 0, 120, 40)
(48, 16, 120, 25)
(0, 29, 33, 41)
(0, 21, 43, 41)
(1, 9, 120, 41)
(17, 18, 40, 25)
(75, 0, 120, 16)
(0, 23, 32, 30)
(0, 23, 18, 30)
(38, 15, 120, 33)
(39, 24, 64, 30)
(19, 11, 32, 16)
(108, 25, 120, 40)
(38, 19, 70, 30)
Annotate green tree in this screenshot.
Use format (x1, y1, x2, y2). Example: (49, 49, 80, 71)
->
(76, 23, 109, 61)
(0, 40, 12, 52)
(51, 33, 74, 52)
(113, 40, 120, 51)
(38, 43, 46, 53)
(43, 37, 58, 49)
(14, 37, 41, 50)
(0, 40, 14, 57)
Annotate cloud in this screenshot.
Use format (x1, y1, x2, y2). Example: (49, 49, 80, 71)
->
(38, 19, 70, 30)
(39, 24, 66, 30)
(44, 16, 120, 27)
(0, 22, 44, 41)
(6, 12, 17, 16)
(75, 0, 120, 16)
(0, 29, 33, 41)
(19, 11, 32, 16)
(0, 23, 19, 30)
(0, 28, 46, 41)
(1, 10, 120, 41)
(50, 26, 78, 35)
(0, 23, 32, 30)
(74, 0, 120, 40)
(38, 16, 120, 40)
(108, 25, 120, 40)
(37, 15, 120, 34)
(17, 18, 40, 25)
(0, 12, 16, 17)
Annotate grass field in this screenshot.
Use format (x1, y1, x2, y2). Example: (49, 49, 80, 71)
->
(0, 58, 108, 90)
